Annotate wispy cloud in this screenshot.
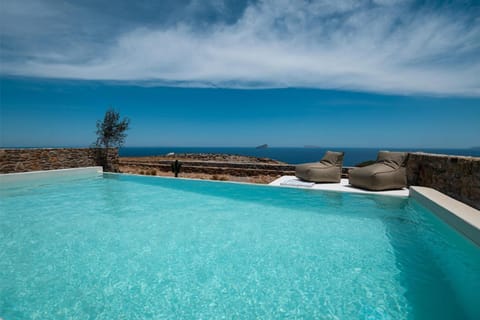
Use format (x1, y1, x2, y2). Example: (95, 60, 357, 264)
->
(1, 0, 479, 95)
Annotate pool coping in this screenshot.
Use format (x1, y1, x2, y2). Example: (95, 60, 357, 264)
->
(410, 186, 480, 246)
(0, 167, 103, 185)
(106, 172, 410, 198)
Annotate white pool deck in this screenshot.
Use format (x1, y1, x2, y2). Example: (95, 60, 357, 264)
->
(269, 176, 409, 197)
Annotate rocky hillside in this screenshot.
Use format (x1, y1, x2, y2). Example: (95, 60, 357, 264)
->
(120, 153, 285, 164)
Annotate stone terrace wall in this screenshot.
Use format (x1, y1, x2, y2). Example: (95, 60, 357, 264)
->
(406, 152, 480, 209)
(119, 159, 297, 177)
(0, 148, 119, 173)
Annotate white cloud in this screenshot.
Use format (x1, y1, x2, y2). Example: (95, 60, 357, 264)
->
(1, 0, 479, 96)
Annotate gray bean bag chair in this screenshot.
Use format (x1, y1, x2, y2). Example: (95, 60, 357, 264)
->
(349, 151, 408, 191)
(295, 151, 344, 183)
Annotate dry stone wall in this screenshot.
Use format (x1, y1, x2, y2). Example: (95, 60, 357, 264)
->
(0, 148, 119, 173)
(120, 159, 296, 175)
(406, 152, 480, 209)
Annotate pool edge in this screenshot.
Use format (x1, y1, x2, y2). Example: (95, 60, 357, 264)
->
(410, 186, 480, 247)
(0, 167, 103, 184)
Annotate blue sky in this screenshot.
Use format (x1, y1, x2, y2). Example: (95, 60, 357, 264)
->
(1, 0, 479, 148)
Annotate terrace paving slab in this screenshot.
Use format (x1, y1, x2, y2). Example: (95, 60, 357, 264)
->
(269, 176, 409, 197)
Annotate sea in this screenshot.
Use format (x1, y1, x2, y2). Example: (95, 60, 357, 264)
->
(119, 147, 480, 166)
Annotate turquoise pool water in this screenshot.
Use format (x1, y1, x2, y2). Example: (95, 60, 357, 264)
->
(1, 173, 479, 319)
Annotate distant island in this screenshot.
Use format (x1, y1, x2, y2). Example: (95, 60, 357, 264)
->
(304, 145, 322, 148)
(256, 144, 268, 149)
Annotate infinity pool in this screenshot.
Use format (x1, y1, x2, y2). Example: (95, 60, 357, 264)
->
(1, 172, 479, 319)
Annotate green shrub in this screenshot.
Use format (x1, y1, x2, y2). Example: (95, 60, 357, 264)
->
(171, 160, 182, 177)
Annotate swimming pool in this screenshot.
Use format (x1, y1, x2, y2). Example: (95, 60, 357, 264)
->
(1, 171, 479, 319)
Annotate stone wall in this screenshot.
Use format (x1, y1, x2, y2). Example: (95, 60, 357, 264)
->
(0, 148, 119, 173)
(119, 159, 297, 177)
(406, 152, 480, 210)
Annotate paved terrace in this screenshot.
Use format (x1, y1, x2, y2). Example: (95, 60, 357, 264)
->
(270, 176, 409, 197)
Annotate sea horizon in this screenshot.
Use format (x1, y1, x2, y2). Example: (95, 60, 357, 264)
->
(118, 146, 480, 166)
(2, 145, 479, 166)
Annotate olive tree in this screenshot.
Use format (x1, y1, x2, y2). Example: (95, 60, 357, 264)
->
(95, 108, 130, 170)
